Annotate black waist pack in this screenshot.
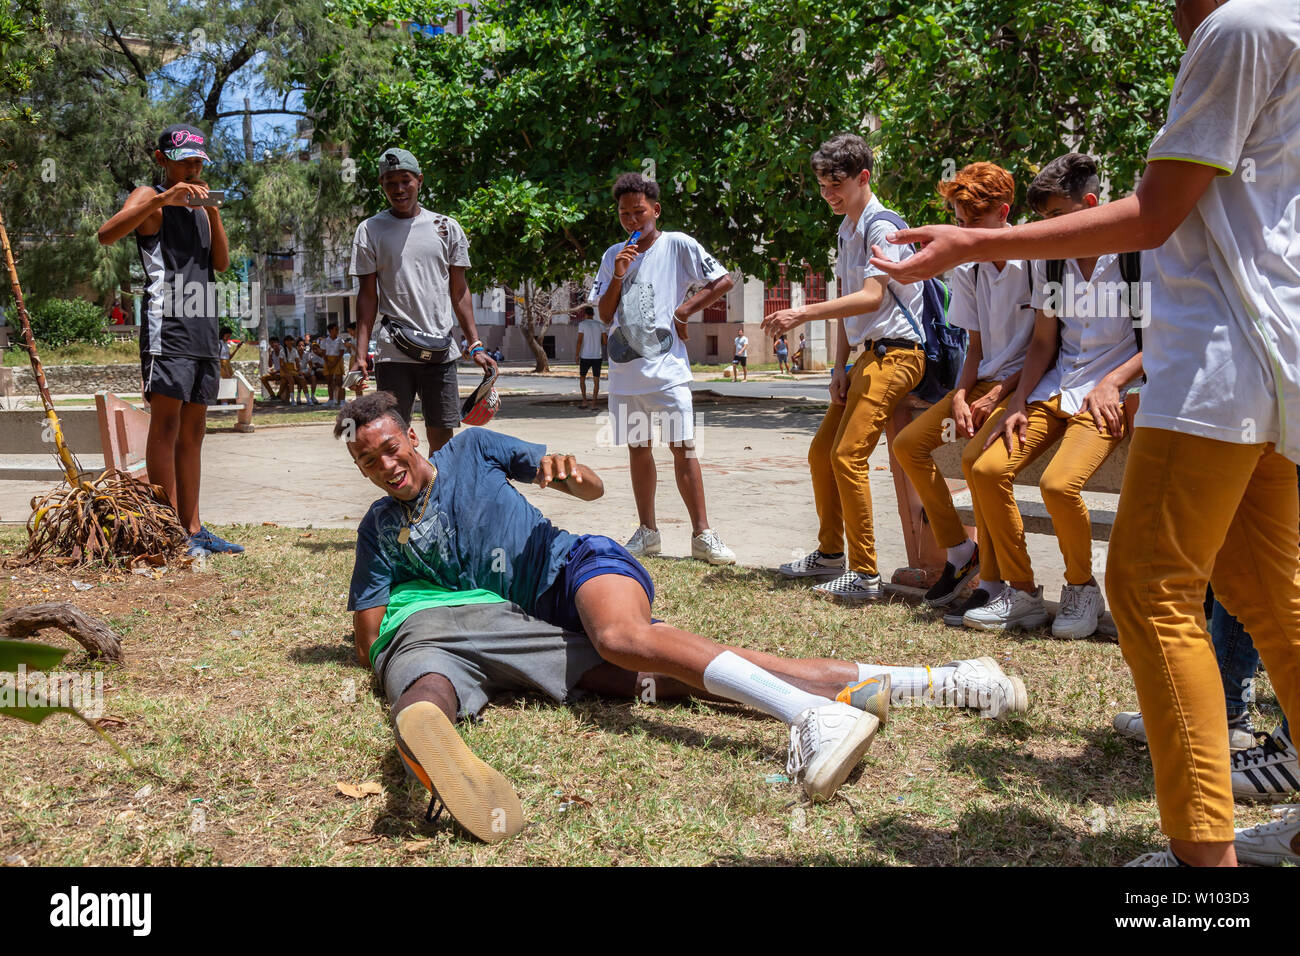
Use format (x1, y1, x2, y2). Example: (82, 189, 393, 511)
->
(381, 315, 452, 362)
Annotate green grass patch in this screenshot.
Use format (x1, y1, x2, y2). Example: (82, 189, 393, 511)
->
(0, 526, 1287, 865)
(4, 339, 140, 367)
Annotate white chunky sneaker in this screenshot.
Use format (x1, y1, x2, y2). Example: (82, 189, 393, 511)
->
(691, 528, 736, 565)
(1234, 805, 1300, 866)
(1231, 727, 1299, 801)
(1125, 847, 1183, 867)
(1113, 711, 1257, 752)
(785, 702, 880, 802)
(624, 525, 662, 558)
(941, 657, 1029, 719)
(778, 549, 846, 579)
(962, 584, 1049, 632)
(811, 570, 883, 605)
(1051, 583, 1105, 638)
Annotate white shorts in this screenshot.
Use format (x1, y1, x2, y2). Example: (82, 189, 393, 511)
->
(609, 385, 695, 446)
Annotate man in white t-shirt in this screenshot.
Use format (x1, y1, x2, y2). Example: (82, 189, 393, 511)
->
(762, 134, 926, 605)
(731, 329, 749, 381)
(574, 305, 607, 409)
(869, 0, 1300, 868)
(348, 147, 496, 450)
(591, 172, 736, 565)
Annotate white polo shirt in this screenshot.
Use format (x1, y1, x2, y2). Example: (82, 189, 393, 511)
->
(320, 334, 346, 357)
(946, 259, 1035, 383)
(1027, 255, 1143, 413)
(837, 197, 925, 348)
(1140, 0, 1300, 461)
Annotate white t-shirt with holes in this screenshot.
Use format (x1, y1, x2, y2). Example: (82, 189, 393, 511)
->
(350, 207, 470, 365)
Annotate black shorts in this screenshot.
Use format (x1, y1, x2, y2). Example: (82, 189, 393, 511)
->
(733, 355, 747, 367)
(579, 357, 603, 378)
(141, 353, 220, 405)
(376, 359, 461, 429)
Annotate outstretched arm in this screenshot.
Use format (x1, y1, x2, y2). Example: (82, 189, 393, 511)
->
(868, 160, 1220, 282)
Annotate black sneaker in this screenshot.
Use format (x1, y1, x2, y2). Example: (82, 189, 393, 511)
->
(924, 545, 980, 608)
(943, 586, 996, 627)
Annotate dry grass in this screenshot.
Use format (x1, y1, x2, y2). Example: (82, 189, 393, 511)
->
(0, 526, 1288, 866)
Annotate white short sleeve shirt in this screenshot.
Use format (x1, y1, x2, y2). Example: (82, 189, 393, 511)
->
(946, 259, 1035, 383)
(1140, 0, 1300, 461)
(839, 197, 925, 347)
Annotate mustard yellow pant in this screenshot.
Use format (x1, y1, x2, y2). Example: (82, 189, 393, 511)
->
(1107, 428, 1300, 842)
(895, 381, 1012, 577)
(967, 394, 1123, 585)
(809, 348, 926, 575)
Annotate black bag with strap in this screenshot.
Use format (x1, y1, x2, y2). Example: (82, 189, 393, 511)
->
(381, 315, 452, 363)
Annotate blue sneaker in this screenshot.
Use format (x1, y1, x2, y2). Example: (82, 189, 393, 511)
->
(186, 533, 213, 558)
(197, 526, 245, 554)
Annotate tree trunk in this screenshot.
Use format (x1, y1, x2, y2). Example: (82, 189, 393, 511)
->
(0, 602, 123, 661)
(521, 281, 549, 372)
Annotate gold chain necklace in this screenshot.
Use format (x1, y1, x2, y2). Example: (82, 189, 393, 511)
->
(397, 461, 437, 544)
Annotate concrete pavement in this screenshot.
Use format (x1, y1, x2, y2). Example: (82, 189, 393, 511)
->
(0, 390, 1088, 595)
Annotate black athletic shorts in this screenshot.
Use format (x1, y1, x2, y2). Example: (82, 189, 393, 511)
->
(733, 355, 747, 367)
(141, 353, 220, 405)
(376, 359, 461, 429)
(579, 357, 603, 378)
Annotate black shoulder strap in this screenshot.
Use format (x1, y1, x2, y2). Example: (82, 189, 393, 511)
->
(1118, 251, 1143, 350)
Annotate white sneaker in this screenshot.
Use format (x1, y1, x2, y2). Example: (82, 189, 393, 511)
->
(962, 584, 1049, 632)
(1231, 727, 1299, 801)
(778, 549, 846, 579)
(1125, 847, 1182, 867)
(624, 525, 661, 558)
(940, 657, 1029, 719)
(785, 702, 880, 802)
(1051, 583, 1104, 638)
(1234, 805, 1300, 866)
(1113, 711, 1257, 752)
(691, 528, 736, 565)
(812, 570, 883, 605)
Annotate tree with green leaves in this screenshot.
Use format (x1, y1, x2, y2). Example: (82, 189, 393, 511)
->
(0, 0, 52, 129)
(310, 0, 1180, 368)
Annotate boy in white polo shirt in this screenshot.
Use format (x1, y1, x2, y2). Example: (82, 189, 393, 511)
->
(965, 153, 1144, 639)
(867, 0, 1300, 867)
(894, 162, 1034, 622)
(318, 321, 347, 406)
(574, 305, 606, 410)
(763, 133, 926, 604)
(591, 172, 737, 565)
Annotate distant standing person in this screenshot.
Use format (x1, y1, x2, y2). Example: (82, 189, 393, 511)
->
(775, 334, 790, 374)
(731, 328, 749, 381)
(348, 148, 497, 451)
(575, 305, 607, 409)
(95, 122, 243, 557)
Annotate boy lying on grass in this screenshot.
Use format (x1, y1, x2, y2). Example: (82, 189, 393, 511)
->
(338, 391, 1028, 843)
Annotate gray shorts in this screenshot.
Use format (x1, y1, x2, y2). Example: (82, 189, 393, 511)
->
(372, 601, 607, 720)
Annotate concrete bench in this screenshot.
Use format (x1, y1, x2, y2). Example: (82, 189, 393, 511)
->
(884, 396, 1129, 635)
(207, 372, 255, 432)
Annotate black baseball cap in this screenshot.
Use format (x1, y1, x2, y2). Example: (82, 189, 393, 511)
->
(157, 124, 210, 162)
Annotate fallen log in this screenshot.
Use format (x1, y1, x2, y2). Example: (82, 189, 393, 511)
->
(0, 602, 123, 662)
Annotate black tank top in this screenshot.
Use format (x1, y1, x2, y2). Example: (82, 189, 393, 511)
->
(135, 184, 219, 359)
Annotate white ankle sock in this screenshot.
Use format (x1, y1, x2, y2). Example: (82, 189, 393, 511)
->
(946, 539, 976, 568)
(977, 579, 1003, 595)
(856, 664, 959, 699)
(702, 651, 832, 725)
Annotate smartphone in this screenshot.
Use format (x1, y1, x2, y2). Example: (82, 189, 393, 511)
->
(188, 190, 225, 207)
(342, 369, 364, 390)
